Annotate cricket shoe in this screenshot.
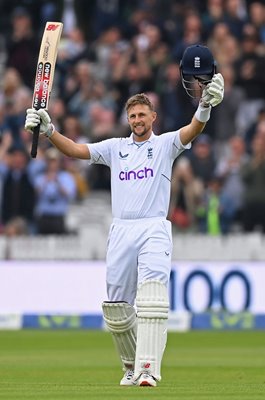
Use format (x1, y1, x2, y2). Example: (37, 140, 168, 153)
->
(120, 369, 135, 386)
(136, 372, 157, 387)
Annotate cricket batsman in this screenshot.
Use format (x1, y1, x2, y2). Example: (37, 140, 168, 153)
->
(25, 45, 224, 386)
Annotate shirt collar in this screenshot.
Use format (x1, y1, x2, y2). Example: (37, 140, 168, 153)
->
(127, 132, 156, 145)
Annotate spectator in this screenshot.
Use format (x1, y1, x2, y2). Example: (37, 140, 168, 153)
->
(202, 0, 225, 37)
(236, 25, 265, 99)
(233, 25, 265, 135)
(0, 105, 12, 145)
(33, 148, 77, 235)
(92, 0, 128, 38)
(64, 60, 95, 119)
(66, 60, 116, 127)
(56, 26, 95, 98)
(244, 108, 265, 154)
(241, 130, 265, 232)
(196, 175, 237, 235)
(169, 157, 204, 231)
(212, 63, 246, 156)
(86, 104, 120, 192)
(188, 134, 216, 186)
(88, 103, 119, 141)
(92, 26, 126, 82)
(159, 62, 194, 131)
(207, 21, 232, 56)
(215, 136, 249, 226)
(172, 11, 203, 62)
(0, 145, 35, 230)
(0, 67, 32, 146)
(5, 6, 39, 88)
(208, 22, 241, 67)
(223, 0, 247, 40)
(61, 0, 95, 41)
(111, 44, 153, 113)
(47, 98, 67, 134)
(62, 113, 88, 143)
(217, 33, 241, 67)
(248, 1, 265, 44)
(0, 131, 13, 231)
(61, 114, 89, 199)
(133, 23, 167, 86)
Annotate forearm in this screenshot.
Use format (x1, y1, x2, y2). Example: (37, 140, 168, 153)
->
(191, 114, 207, 136)
(179, 109, 208, 145)
(49, 130, 90, 159)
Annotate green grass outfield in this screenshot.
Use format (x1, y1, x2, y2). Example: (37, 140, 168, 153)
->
(0, 330, 264, 400)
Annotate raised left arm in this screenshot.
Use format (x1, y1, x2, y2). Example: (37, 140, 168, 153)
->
(180, 73, 224, 145)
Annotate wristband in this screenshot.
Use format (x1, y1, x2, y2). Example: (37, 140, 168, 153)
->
(195, 103, 212, 123)
(45, 123, 55, 138)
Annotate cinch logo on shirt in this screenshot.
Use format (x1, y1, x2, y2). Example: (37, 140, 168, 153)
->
(119, 167, 154, 181)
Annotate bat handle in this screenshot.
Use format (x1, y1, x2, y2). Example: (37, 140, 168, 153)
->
(31, 124, 40, 158)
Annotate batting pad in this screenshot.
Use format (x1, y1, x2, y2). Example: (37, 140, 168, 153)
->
(134, 280, 169, 381)
(102, 301, 137, 369)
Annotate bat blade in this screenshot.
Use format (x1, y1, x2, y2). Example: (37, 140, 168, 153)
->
(31, 22, 63, 158)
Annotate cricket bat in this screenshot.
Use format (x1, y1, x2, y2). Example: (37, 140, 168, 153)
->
(30, 22, 63, 158)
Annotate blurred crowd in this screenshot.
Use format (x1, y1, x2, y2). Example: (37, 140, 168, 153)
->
(0, 0, 265, 236)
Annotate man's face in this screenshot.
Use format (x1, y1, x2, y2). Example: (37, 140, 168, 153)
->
(127, 104, 157, 141)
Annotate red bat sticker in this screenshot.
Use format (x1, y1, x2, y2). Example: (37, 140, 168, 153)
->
(46, 24, 60, 31)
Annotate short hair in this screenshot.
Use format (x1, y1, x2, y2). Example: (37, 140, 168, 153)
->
(125, 93, 155, 113)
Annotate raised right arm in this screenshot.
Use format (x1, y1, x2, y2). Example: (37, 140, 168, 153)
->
(25, 108, 90, 159)
(49, 130, 90, 159)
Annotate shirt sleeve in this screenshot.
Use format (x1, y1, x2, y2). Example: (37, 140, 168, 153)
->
(163, 130, 192, 160)
(87, 138, 118, 167)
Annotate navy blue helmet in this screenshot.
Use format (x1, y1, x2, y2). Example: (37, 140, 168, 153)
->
(180, 45, 217, 98)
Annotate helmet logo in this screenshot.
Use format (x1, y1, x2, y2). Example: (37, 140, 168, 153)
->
(194, 56, 200, 68)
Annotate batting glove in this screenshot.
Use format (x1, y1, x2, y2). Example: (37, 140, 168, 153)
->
(25, 108, 55, 138)
(201, 73, 224, 107)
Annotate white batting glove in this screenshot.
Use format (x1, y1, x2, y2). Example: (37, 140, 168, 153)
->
(25, 108, 55, 138)
(201, 73, 224, 107)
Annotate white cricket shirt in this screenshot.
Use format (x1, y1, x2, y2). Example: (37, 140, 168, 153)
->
(87, 131, 191, 219)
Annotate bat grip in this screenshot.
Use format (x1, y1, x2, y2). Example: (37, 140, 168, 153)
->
(31, 124, 40, 158)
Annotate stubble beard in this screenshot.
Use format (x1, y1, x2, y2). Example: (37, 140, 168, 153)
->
(132, 125, 150, 138)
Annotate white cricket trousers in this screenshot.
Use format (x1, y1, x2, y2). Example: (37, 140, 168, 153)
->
(106, 217, 172, 305)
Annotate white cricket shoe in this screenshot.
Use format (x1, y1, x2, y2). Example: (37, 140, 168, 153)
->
(120, 369, 135, 386)
(137, 372, 157, 387)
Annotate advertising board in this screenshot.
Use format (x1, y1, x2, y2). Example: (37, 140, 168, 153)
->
(0, 261, 264, 315)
